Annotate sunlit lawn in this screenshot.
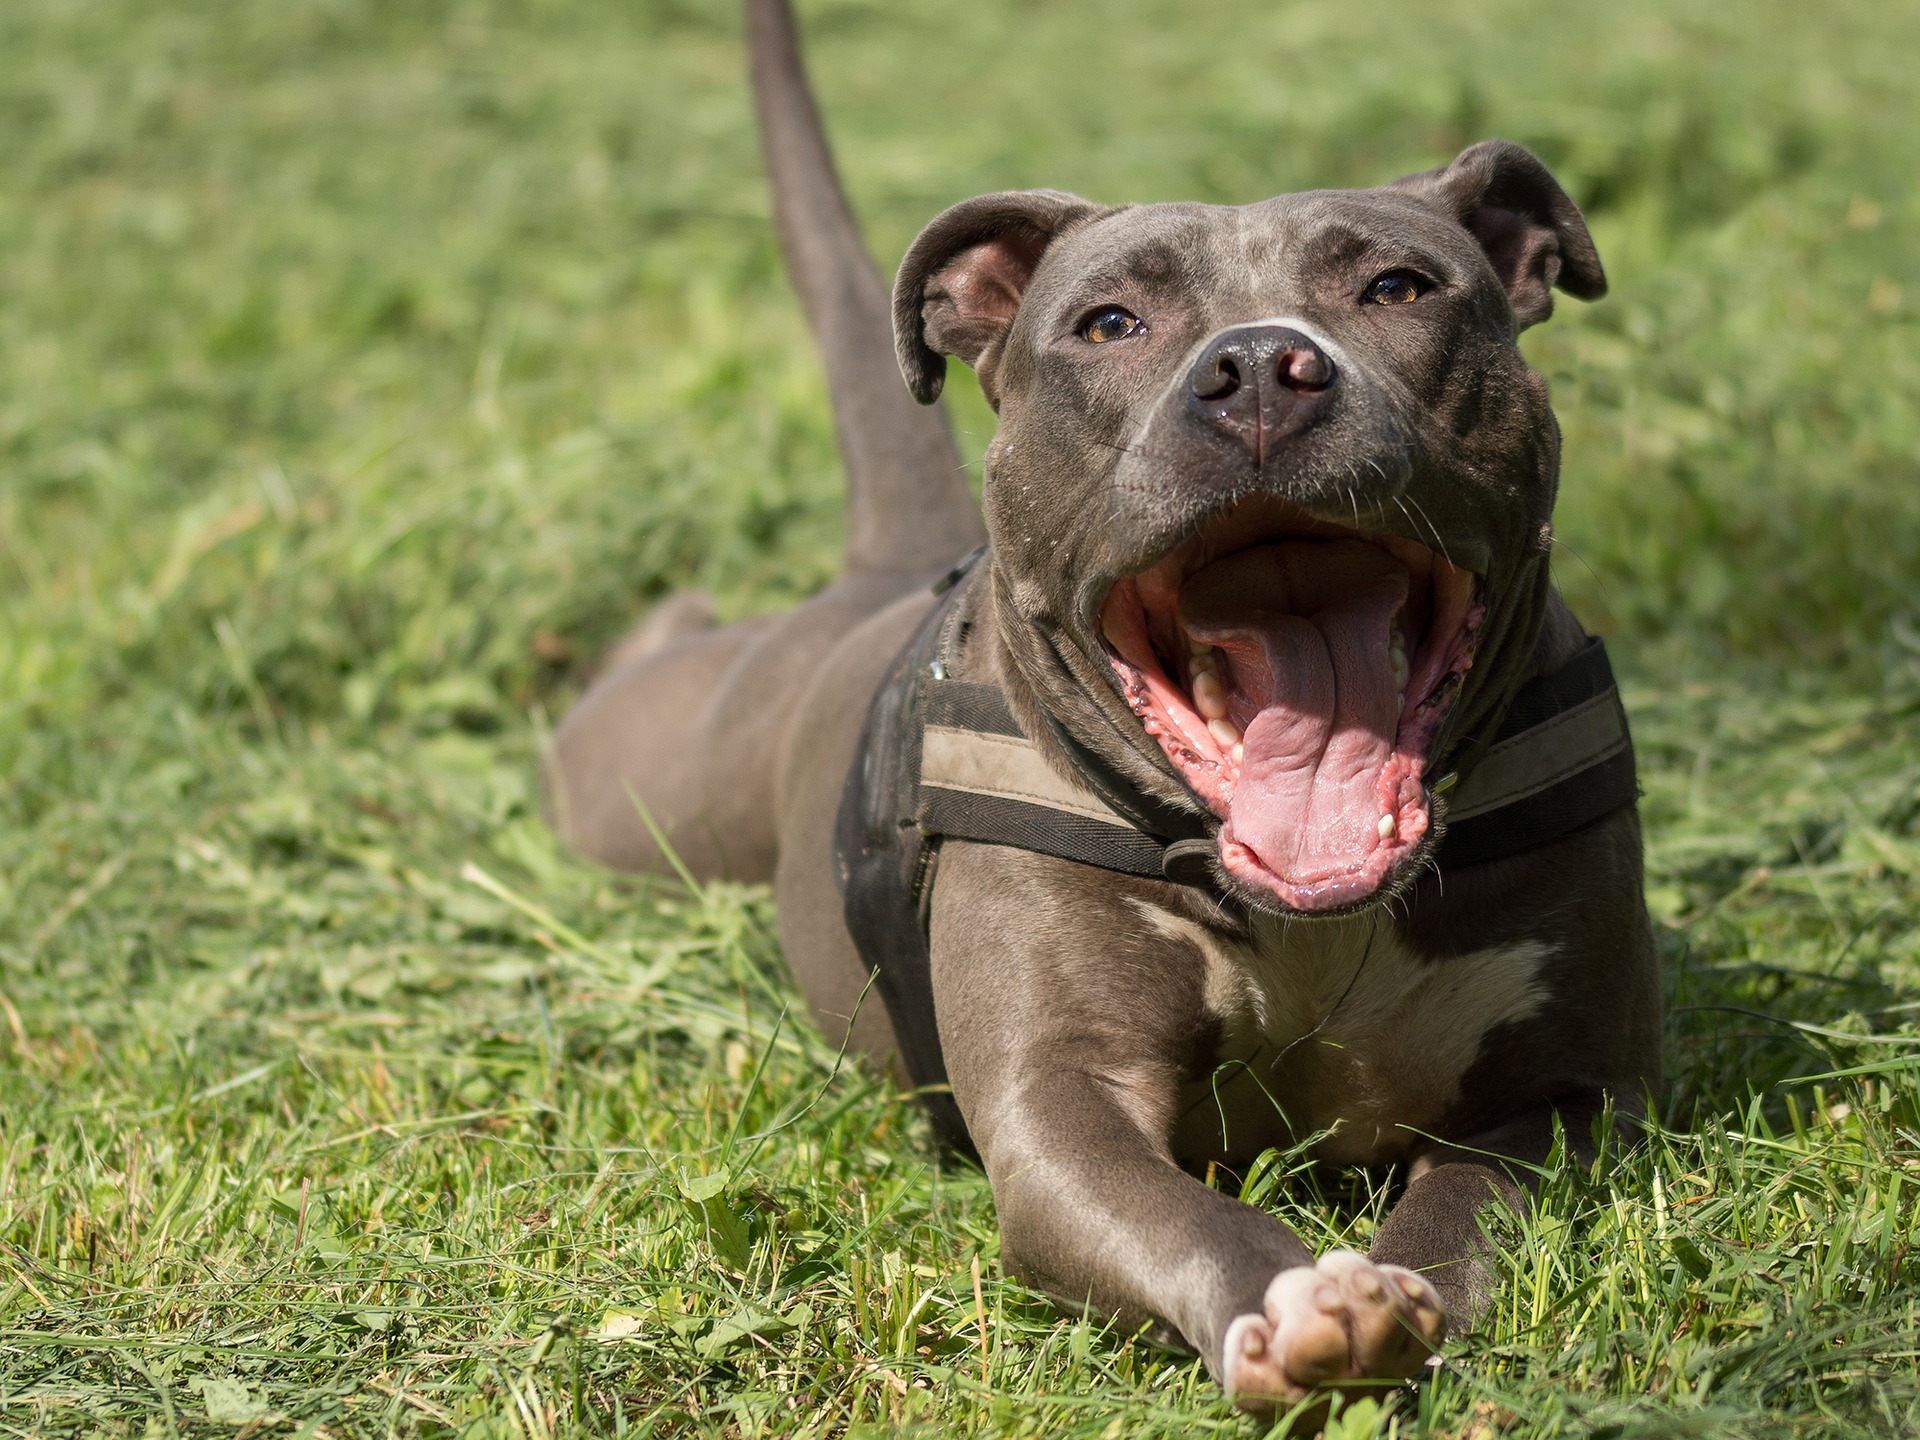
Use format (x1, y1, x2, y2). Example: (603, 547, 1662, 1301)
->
(2, 0, 1916, 1434)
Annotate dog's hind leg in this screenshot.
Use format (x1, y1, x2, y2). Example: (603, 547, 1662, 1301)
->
(543, 613, 782, 882)
(595, 591, 718, 676)
(544, 570, 925, 885)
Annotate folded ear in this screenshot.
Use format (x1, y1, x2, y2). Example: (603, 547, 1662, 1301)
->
(1396, 140, 1606, 329)
(893, 189, 1105, 404)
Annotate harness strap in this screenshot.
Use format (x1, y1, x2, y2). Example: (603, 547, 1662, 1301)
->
(832, 577, 977, 1154)
(1435, 638, 1638, 867)
(916, 633, 1637, 880)
(917, 681, 1182, 880)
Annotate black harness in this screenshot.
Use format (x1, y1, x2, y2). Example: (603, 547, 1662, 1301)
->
(833, 550, 1639, 1154)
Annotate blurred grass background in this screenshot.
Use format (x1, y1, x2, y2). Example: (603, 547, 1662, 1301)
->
(1, 0, 1916, 1435)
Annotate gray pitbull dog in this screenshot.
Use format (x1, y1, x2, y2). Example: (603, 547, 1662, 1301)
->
(548, 0, 1661, 1417)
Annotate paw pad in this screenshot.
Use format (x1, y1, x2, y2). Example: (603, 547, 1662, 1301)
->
(1222, 1249, 1446, 1416)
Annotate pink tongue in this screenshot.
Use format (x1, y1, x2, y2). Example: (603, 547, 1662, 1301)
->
(1179, 541, 1407, 886)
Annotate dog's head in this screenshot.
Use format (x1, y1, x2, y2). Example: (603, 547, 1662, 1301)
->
(893, 142, 1606, 916)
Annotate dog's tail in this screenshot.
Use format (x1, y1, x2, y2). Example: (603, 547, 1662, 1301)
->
(745, 0, 984, 573)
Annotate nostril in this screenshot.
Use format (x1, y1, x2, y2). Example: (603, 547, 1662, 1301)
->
(1194, 355, 1241, 402)
(1278, 344, 1333, 391)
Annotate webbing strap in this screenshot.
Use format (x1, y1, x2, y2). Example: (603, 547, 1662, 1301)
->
(832, 577, 975, 1153)
(916, 685, 1190, 880)
(1433, 637, 1638, 867)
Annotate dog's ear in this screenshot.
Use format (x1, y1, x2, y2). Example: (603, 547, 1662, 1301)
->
(893, 190, 1105, 404)
(1396, 140, 1606, 329)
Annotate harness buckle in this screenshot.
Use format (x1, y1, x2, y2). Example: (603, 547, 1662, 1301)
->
(1160, 837, 1218, 887)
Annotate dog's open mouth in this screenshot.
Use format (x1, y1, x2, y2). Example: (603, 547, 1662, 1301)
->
(1099, 505, 1484, 912)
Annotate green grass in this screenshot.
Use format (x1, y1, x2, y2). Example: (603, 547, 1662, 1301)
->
(2, 0, 1917, 1434)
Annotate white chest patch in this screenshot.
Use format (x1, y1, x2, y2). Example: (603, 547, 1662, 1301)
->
(1141, 902, 1554, 1165)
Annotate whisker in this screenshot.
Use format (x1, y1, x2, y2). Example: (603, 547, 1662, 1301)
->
(1546, 529, 1618, 615)
(1393, 494, 1419, 542)
(1402, 490, 1455, 568)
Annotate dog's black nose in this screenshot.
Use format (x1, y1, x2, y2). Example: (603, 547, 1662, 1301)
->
(1186, 325, 1334, 456)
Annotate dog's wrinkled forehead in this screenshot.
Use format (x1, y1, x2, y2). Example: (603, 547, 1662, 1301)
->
(1020, 189, 1492, 335)
(892, 141, 1605, 409)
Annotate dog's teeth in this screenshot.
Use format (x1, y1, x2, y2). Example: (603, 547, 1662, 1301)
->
(1378, 813, 1397, 840)
(1192, 670, 1229, 720)
(1208, 717, 1240, 749)
(1389, 634, 1409, 695)
(1231, 742, 1244, 765)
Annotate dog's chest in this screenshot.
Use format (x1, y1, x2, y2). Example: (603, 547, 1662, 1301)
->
(1152, 906, 1553, 1166)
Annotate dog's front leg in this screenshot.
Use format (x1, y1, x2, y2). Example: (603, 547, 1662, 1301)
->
(1367, 1099, 1621, 1326)
(934, 852, 1446, 1414)
(972, 1070, 1447, 1412)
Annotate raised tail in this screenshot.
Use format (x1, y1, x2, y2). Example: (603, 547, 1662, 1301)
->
(745, 0, 984, 573)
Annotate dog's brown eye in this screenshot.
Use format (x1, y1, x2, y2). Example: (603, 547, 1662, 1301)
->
(1363, 271, 1427, 306)
(1079, 306, 1147, 343)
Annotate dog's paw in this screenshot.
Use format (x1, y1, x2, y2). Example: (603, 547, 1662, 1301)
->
(1220, 1250, 1446, 1419)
